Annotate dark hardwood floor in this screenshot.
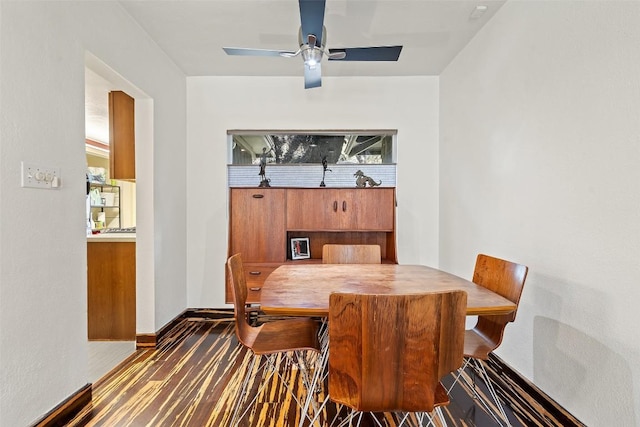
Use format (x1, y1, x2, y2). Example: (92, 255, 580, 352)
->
(66, 314, 584, 426)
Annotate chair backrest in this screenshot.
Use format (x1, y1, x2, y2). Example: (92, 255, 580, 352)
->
(322, 244, 381, 264)
(472, 254, 528, 350)
(227, 253, 260, 349)
(473, 253, 528, 322)
(328, 291, 467, 413)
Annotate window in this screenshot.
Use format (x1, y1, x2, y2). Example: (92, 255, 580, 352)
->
(230, 131, 395, 166)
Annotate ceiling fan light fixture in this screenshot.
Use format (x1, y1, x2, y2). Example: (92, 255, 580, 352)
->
(302, 46, 323, 68)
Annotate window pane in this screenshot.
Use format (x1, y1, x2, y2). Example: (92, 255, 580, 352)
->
(231, 132, 394, 165)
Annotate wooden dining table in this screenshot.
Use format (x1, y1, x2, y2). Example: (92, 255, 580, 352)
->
(261, 263, 516, 317)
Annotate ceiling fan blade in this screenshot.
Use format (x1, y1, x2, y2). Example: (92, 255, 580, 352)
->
(223, 47, 297, 57)
(328, 46, 403, 61)
(299, 0, 325, 47)
(304, 62, 322, 89)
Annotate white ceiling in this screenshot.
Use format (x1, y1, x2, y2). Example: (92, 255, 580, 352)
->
(119, 0, 505, 77)
(86, 0, 505, 143)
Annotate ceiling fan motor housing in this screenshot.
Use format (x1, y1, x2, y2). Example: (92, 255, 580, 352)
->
(299, 27, 326, 67)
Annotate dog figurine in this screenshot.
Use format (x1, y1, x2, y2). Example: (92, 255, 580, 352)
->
(354, 170, 382, 187)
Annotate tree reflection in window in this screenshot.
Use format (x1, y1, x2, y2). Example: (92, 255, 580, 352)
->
(231, 133, 394, 165)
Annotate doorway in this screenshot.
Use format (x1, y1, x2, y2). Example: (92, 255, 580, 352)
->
(84, 53, 152, 381)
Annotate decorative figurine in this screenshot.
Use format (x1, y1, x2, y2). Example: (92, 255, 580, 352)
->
(320, 156, 332, 187)
(354, 170, 381, 187)
(258, 147, 271, 187)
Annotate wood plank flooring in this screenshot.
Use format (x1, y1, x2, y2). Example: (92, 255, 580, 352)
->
(66, 314, 584, 427)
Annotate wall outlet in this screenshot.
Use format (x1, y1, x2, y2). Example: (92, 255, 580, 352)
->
(21, 162, 61, 189)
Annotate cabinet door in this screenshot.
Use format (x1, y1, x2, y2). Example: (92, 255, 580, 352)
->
(287, 188, 395, 231)
(344, 188, 395, 231)
(109, 91, 135, 180)
(88, 242, 136, 340)
(230, 188, 286, 262)
(287, 189, 342, 230)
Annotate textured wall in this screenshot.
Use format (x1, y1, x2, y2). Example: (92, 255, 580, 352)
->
(440, 2, 640, 425)
(0, 2, 186, 425)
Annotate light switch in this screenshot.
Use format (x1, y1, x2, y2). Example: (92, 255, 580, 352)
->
(21, 162, 61, 189)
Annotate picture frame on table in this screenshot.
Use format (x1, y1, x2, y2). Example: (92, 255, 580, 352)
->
(291, 237, 310, 260)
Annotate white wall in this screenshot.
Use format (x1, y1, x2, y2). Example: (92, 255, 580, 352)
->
(440, 2, 640, 425)
(186, 76, 439, 307)
(7, 1, 633, 425)
(0, 2, 186, 425)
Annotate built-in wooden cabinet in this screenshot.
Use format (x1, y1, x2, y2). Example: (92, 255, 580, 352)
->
(109, 90, 135, 180)
(229, 188, 286, 262)
(227, 189, 285, 303)
(227, 187, 397, 303)
(88, 241, 136, 340)
(287, 188, 394, 231)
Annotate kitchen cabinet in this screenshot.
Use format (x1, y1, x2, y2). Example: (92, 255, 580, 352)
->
(226, 187, 397, 303)
(88, 241, 136, 340)
(109, 90, 135, 180)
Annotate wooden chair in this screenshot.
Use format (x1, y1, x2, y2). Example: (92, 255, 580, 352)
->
(448, 253, 528, 427)
(227, 254, 321, 425)
(328, 291, 467, 426)
(322, 244, 381, 264)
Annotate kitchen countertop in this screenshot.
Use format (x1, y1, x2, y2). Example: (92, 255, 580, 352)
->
(87, 233, 136, 243)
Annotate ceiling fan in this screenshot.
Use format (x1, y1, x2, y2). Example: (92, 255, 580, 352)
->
(222, 0, 403, 89)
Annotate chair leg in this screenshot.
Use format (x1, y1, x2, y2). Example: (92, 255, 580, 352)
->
(328, 404, 346, 427)
(398, 410, 440, 427)
(396, 412, 411, 426)
(231, 346, 327, 426)
(271, 350, 331, 427)
(233, 352, 303, 425)
(368, 413, 384, 427)
(229, 353, 269, 425)
(299, 351, 330, 427)
(447, 357, 472, 394)
(276, 353, 304, 407)
(299, 319, 331, 427)
(434, 406, 447, 427)
(470, 359, 511, 426)
(334, 410, 362, 427)
(451, 357, 511, 427)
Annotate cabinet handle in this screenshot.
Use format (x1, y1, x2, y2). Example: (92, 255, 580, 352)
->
(342, 201, 347, 212)
(252, 194, 264, 199)
(333, 201, 338, 212)
(249, 271, 261, 276)
(249, 287, 261, 291)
